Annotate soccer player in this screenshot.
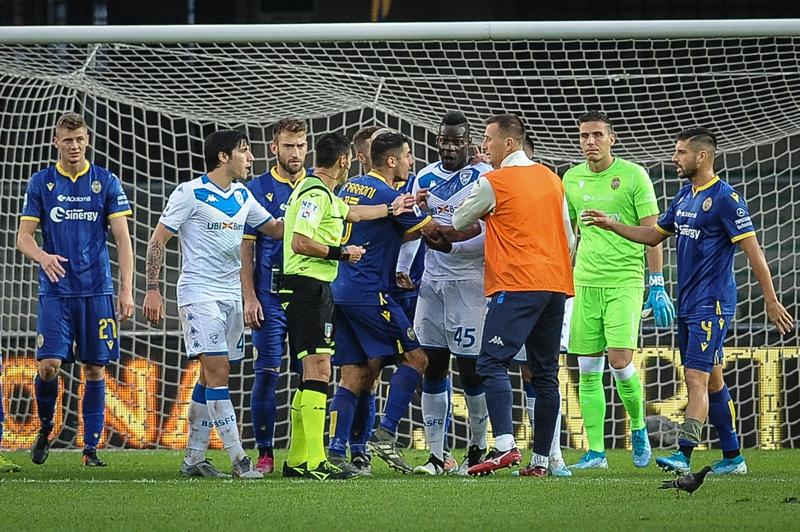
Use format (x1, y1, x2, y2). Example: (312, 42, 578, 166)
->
(0, 361, 21, 472)
(240, 118, 309, 474)
(143, 129, 283, 479)
(453, 114, 575, 477)
(280, 132, 413, 480)
(582, 127, 793, 475)
(396, 111, 493, 475)
(17, 112, 134, 467)
(564, 111, 673, 470)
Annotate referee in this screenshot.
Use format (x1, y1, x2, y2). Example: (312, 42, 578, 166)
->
(280, 132, 413, 480)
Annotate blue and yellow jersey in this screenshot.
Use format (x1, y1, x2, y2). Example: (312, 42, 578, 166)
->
(20, 162, 132, 297)
(388, 173, 425, 299)
(243, 167, 306, 298)
(332, 171, 430, 305)
(656, 176, 756, 318)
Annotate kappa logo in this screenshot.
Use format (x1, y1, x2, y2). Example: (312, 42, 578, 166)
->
(206, 194, 218, 203)
(488, 336, 504, 346)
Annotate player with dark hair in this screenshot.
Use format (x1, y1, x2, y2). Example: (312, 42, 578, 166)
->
(583, 127, 792, 475)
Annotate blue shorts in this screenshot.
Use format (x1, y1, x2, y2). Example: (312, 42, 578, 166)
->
(332, 298, 421, 367)
(394, 294, 419, 323)
(252, 293, 289, 371)
(36, 295, 119, 366)
(677, 315, 731, 373)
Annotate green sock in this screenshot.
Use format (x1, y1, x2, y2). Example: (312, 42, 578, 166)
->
(286, 389, 306, 467)
(301, 383, 329, 470)
(612, 367, 646, 431)
(579, 371, 606, 453)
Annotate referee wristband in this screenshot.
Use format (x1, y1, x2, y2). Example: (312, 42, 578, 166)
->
(325, 245, 344, 260)
(386, 203, 394, 216)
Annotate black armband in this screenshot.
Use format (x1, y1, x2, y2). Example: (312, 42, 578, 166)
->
(325, 245, 344, 260)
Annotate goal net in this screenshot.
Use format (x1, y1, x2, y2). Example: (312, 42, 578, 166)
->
(1, 21, 798, 452)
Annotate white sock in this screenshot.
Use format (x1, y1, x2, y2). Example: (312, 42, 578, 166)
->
(422, 390, 448, 461)
(526, 394, 536, 434)
(465, 393, 488, 449)
(495, 433, 516, 452)
(550, 408, 563, 460)
(206, 386, 246, 464)
(185, 399, 212, 465)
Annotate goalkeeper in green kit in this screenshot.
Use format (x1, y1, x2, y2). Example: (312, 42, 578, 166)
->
(564, 111, 674, 470)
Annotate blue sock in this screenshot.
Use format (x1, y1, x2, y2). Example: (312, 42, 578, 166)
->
(329, 386, 358, 457)
(708, 384, 740, 454)
(523, 380, 537, 399)
(349, 391, 375, 456)
(480, 365, 514, 439)
(444, 376, 452, 451)
(251, 370, 279, 451)
(83, 380, 105, 450)
(380, 364, 421, 435)
(35, 375, 58, 432)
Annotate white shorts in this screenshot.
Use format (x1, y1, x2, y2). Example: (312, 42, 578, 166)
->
(414, 278, 486, 358)
(514, 297, 574, 363)
(178, 300, 245, 361)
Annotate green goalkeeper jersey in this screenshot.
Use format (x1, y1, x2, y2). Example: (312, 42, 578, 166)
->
(564, 157, 659, 288)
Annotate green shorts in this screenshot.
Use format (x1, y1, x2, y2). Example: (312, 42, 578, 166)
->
(568, 285, 644, 354)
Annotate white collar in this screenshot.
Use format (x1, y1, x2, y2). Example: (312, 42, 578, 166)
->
(500, 149, 535, 168)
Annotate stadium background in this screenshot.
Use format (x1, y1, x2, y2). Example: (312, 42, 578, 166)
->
(1, 3, 798, 454)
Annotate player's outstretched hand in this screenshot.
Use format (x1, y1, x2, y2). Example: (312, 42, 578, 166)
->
(396, 272, 415, 290)
(415, 188, 429, 210)
(391, 193, 416, 216)
(244, 296, 264, 329)
(767, 300, 794, 335)
(341, 245, 366, 264)
(37, 252, 68, 283)
(423, 229, 453, 253)
(581, 209, 616, 231)
(117, 288, 135, 322)
(470, 146, 491, 166)
(143, 290, 165, 326)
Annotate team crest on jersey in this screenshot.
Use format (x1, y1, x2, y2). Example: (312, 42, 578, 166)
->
(406, 327, 416, 341)
(91, 180, 102, 193)
(37, 334, 45, 348)
(702, 197, 713, 211)
(46, 182, 55, 191)
(266, 193, 273, 202)
(459, 169, 473, 185)
(610, 177, 621, 190)
(234, 190, 245, 206)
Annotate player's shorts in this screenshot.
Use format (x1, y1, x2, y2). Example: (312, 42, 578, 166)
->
(178, 299, 244, 362)
(677, 315, 731, 373)
(36, 294, 119, 366)
(393, 293, 419, 323)
(514, 296, 574, 363)
(568, 285, 644, 354)
(279, 275, 334, 360)
(414, 278, 486, 358)
(251, 292, 289, 371)
(333, 297, 421, 367)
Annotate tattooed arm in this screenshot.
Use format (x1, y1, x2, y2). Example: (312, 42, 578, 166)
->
(142, 224, 174, 326)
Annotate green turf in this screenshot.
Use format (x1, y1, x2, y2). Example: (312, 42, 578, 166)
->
(0, 449, 799, 531)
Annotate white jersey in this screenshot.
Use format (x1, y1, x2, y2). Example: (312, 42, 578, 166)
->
(413, 161, 492, 281)
(160, 175, 272, 306)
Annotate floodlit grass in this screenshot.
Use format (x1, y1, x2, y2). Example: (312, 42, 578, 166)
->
(1, 449, 799, 531)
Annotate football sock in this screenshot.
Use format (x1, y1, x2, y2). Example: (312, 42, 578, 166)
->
(379, 364, 421, 435)
(328, 386, 358, 457)
(300, 379, 329, 470)
(550, 391, 564, 460)
(349, 391, 375, 457)
(480, 367, 514, 442)
(611, 362, 646, 431)
(421, 377, 448, 461)
(709, 384, 741, 458)
(524, 380, 563, 459)
(251, 369, 279, 452)
(678, 417, 703, 460)
(82, 379, 105, 450)
(286, 387, 307, 467)
(185, 383, 211, 465)
(206, 386, 245, 464)
(34, 374, 58, 433)
(463, 384, 488, 450)
(578, 357, 606, 453)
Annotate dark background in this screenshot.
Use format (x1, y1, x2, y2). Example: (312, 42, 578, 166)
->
(3, 0, 800, 25)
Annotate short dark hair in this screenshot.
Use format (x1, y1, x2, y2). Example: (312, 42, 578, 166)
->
(485, 114, 525, 143)
(523, 134, 535, 156)
(578, 111, 613, 132)
(272, 118, 308, 140)
(204, 130, 249, 171)
(56, 112, 87, 132)
(676, 127, 717, 157)
(370, 132, 409, 167)
(315, 132, 351, 168)
(440, 111, 469, 135)
(352, 125, 382, 152)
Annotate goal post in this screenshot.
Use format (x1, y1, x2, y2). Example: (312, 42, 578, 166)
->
(1, 20, 799, 452)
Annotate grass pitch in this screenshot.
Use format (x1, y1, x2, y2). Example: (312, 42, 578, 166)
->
(1, 449, 799, 531)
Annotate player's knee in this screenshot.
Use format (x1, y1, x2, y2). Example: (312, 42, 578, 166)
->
(83, 364, 105, 381)
(303, 355, 331, 382)
(403, 348, 427, 373)
(684, 369, 710, 395)
(456, 358, 483, 389)
(423, 349, 450, 379)
(607, 349, 633, 369)
(37, 360, 61, 381)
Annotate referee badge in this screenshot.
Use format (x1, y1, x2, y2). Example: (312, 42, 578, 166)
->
(702, 197, 713, 211)
(91, 180, 102, 193)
